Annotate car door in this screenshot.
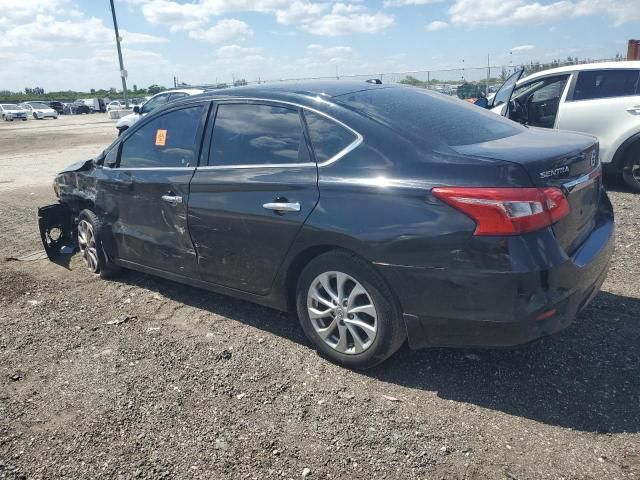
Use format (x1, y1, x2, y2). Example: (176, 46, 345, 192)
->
(506, 74, 571, 128)
(556, 69, 640, 163)
(188, 100, 319, 295)
(98, 101, 210, 276)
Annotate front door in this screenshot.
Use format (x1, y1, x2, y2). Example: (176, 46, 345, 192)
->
(98, 102, 209, 276)
(188, 101, 319, 295)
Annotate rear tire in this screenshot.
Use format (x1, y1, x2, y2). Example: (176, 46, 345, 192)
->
(296, 250, 406, 369)
(77, 209, 121, 278)
(622, 144, 640, 193)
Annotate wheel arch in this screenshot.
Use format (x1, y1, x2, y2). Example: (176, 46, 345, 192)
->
(610, 131, 640, 173)
(283, 244, 403, 317)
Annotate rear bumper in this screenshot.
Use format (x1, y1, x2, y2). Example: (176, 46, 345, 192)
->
(377, 197, 615, 349)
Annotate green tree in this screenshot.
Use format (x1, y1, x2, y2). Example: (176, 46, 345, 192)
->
(147, 84, 166, 95)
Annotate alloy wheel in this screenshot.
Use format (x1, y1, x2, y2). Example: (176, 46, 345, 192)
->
(306, 271, 378, 355)
(631, 157, 640, 183)
(77, 219, 99, 273)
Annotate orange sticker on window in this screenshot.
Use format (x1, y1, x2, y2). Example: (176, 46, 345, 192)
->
(155, 129, 167, 146)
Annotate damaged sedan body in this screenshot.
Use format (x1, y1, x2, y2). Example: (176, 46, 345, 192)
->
(39, 81, 615, 368)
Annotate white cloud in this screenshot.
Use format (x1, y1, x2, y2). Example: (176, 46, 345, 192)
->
(190, 18, 253, 43)
(216, 44, 263, 60)
(511, 44, 535, 51)
(141, 0, 209, 31)
(275, 1, 328, 25)
(307, 44, 354, 63)
(384, 0, 442, 6)
(302, 3, 394, 36)
(425, 20, 448, 31)
(448, 0, 640, 26)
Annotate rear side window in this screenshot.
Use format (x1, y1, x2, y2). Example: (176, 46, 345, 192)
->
(209, 103, 307, 166)
(573, 70, 640, 101)
(119, 105, 204, 168)
(303, 110, 357, 163)
(339, 87, 523, 147)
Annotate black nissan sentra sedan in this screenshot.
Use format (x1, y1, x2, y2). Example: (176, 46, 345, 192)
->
(38, 81, 614, 368)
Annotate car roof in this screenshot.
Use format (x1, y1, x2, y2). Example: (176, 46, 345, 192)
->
(193, 80, 390, 104)
(520, 60, 640, 83)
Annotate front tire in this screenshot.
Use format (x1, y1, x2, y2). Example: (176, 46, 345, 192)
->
(77, 209, 121, 278)
(33, 113, 39, 120)
(296, 250, 406, 369)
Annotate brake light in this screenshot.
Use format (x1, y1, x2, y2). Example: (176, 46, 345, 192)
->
(432, 187, 570, 236)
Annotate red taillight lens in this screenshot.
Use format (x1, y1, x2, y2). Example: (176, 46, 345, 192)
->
(432, 187, 570, 236)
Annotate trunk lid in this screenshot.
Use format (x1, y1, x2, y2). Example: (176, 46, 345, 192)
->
(453, 128, 602, 253)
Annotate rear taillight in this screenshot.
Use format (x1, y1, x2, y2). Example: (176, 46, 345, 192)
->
(432, 187, 570, 236)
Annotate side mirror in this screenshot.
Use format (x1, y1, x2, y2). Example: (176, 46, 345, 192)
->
(133, 106, 140, 114)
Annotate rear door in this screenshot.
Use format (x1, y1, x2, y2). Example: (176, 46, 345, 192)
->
(99, 102, 209, 276)
(556, 68, 640, 163)
(188, 101, 319, 295)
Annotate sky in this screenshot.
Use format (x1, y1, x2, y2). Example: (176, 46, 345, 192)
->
(0, 0, 637, 92)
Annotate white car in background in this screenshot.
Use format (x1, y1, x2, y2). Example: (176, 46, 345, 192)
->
(489, 61, 640, 191)
(0, 104, 28, 121)
(115, 88, 204, 136)
(107, 101, 127, 112)
(20, 102, 59, 120)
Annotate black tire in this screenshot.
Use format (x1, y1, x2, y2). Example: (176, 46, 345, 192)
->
(296, 250, 406, 369)
(77, 209, 121, 278)
(622, 144, 640, 193)
(33, 113, 38, 119)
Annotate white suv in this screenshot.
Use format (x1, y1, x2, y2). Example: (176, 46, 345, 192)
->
(115, 88, 204, 136)
(490, 61, 640, 191)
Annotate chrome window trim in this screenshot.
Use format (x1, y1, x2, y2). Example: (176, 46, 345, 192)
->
(104, 166, 196, 171)
(207, 97, 364, 169)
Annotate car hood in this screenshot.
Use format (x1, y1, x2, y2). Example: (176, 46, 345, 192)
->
(58, 158, 95, 174)
(115, 112, 141, 127)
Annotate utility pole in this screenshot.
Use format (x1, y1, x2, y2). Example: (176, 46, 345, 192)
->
(109, 0, 129, 107)
(486, 53, 490, 96)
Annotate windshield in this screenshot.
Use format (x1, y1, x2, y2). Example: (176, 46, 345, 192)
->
(1, 104, 19, 109)
(338, 86, 523, 147)
(30, 102, 49, 109)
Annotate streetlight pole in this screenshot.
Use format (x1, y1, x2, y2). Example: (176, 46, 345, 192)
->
(109, 0, 129, 108)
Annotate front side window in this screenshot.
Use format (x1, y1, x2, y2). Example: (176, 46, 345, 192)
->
(141, 93, 169, 114)
(119, 105, 205, 169)
(573, 69, 640, 101)
(303, 110, 357, 163)
(209, 103, 306, 166)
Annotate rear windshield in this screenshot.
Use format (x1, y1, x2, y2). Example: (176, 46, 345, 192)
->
(337, 87, 524, 147)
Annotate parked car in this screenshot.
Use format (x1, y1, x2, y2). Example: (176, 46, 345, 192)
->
(115, 88, 204, 136)
(489, 61, 640, 191)
(49, 101, 65, 114)
(0, 104, 28, 121)
(20, 102, 58, 119)
(63, 102, 91, 115)
(107, 100, 126, 112)
(38, 81, 614, 368)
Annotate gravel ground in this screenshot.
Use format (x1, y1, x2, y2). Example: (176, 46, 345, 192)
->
(0, 121, 638, 479)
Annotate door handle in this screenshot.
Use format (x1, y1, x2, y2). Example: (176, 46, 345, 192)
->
(626, 105, 640, 115)
(161, 194, 183, 206)
(262, 201, 300, 212)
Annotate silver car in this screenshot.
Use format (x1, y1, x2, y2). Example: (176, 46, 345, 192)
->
(0, 104, 28, 121)
(20, 102, 58, 120)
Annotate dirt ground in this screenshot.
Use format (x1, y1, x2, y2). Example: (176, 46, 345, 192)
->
(0, 117, 638, 480)
(0, 114, 117, 191)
